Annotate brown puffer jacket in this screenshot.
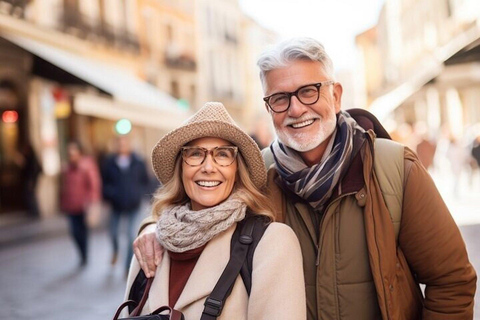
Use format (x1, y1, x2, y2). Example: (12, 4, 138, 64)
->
(266, 132, 476, 320)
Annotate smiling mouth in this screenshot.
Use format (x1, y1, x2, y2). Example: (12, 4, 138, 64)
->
(196, 181, 221, 187)
(289, 119, 316, 129)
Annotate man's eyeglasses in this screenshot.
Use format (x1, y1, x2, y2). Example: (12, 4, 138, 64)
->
(181, 146, 238, 167)
(263, 81, 335, 113)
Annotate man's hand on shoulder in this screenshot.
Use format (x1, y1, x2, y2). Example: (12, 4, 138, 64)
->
(133, 224, 163, 278)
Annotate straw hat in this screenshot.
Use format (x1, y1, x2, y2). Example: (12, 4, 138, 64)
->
(151, 102, 267, 188)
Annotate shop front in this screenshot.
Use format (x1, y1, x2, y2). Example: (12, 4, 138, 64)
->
(0, 30, 189, 219)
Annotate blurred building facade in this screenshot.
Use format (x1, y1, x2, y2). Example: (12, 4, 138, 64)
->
(240, 15, 278, 133)
(357, 0, 480, 141)
(0, 0, 277, 218)
(195, 0, 246, 121)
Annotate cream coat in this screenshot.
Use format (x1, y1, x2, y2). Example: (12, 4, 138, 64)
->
(124, 222, 306, 320)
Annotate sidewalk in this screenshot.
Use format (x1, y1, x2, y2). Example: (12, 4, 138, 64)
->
(0, 213, 69, 248)
(0, 200, 151, 248)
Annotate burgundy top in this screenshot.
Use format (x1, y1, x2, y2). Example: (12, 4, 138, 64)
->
(168, 244, 207, 307)
(60, 156, 101, 214)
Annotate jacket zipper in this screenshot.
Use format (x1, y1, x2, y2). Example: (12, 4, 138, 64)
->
(315, 191, 357, 266)
(315, 191, 358, 320)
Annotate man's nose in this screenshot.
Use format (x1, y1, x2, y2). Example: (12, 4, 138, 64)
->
(288, 95, 307, 118)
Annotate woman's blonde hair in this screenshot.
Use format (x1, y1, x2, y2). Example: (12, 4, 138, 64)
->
(150, 152, 275, 221)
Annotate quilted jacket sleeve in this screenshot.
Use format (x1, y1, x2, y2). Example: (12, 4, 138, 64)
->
(399, 148, 476, 319)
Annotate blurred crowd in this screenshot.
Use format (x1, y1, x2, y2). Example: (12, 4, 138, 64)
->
(56, 135, 150, 276)
(391, 121, 480, 197)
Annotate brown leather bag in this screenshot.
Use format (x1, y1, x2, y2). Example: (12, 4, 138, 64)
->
(112, 277, 185, 320)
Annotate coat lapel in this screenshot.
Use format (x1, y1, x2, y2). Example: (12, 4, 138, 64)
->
(174, 224, 235, 310)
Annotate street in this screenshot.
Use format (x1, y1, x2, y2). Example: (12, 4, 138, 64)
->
(0, 170, 479, 320)
(0, 229, 127, 319)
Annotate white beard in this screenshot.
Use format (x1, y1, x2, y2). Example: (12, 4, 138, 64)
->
(275, 111, 337, 152)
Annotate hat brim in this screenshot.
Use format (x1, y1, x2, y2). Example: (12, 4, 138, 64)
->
(152, 120, 267, 189)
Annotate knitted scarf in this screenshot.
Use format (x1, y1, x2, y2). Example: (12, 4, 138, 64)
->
(271, 111, 366, 213)
(156, 192, 247, 253)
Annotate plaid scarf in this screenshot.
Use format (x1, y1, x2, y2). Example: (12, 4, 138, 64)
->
(271, 111, 366, 213)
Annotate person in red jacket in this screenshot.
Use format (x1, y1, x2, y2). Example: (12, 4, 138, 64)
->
(60, 141, 101, 266)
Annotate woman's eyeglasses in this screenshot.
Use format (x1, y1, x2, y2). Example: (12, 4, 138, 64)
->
(181, 146, 238, 167)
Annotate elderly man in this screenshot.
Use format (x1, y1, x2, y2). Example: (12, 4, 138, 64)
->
(133, 38, 476, 319)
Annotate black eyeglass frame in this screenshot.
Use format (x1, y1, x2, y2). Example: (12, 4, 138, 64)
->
(180, 146, 239, 167)
(263, 80, 335, 113)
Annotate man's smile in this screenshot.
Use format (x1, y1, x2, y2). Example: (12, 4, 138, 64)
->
(288, 118, 316, 129)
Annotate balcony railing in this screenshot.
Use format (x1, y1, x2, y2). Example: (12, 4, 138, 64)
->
(0, 0, 30, 18)
(165, 53, 197, 71)
(57, 10, 140, 53)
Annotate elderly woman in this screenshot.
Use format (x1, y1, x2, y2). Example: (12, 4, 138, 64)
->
(123, 102, 305, 319)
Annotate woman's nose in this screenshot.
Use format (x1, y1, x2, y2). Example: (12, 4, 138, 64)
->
(201, 153, 216, 172)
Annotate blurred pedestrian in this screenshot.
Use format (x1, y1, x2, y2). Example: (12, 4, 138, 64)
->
(17, 144, 42, 217)
(416, 137, 437, 171)
(101, 135, 149, 273)
(414, 122, 437, 171)
(471, 135, 480, 168)
(446, 136, 469, 197)
(60, 141, 101, 266)
(249, 115, 274, 150)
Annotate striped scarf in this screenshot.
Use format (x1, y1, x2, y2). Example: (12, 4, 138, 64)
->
(271, 111, 366, 213)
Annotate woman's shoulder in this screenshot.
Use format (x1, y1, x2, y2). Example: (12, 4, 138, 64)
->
(252, 221, 303, 265)
(261, 222, 300, 246)
(267, 221, 294, 232)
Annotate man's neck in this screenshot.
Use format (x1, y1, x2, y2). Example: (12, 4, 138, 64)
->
(298, 134, 335, 167)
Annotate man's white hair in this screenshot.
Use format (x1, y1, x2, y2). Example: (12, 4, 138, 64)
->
(257, 37, 335, 90)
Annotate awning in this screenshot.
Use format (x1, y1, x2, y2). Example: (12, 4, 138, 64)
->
(369, 22, 480, 122)
(0, 30, 190, 130)
(369, 60, 443, 121)
(74, 93, 184, 130)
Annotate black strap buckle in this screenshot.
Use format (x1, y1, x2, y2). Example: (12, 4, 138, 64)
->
(203, 297, 223, 316)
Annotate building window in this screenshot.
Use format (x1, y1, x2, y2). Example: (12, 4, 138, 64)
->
(166, 24, 173, 43)
(446, 0, 452, 17)
(170, 80, 180, 99)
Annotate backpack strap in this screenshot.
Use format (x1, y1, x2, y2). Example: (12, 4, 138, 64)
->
(200, 214, 270, 320)
(373, 138, 405, 242)
(233, 214, 270, 295)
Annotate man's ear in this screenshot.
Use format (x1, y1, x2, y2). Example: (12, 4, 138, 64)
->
(333, 82, 343, 113)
